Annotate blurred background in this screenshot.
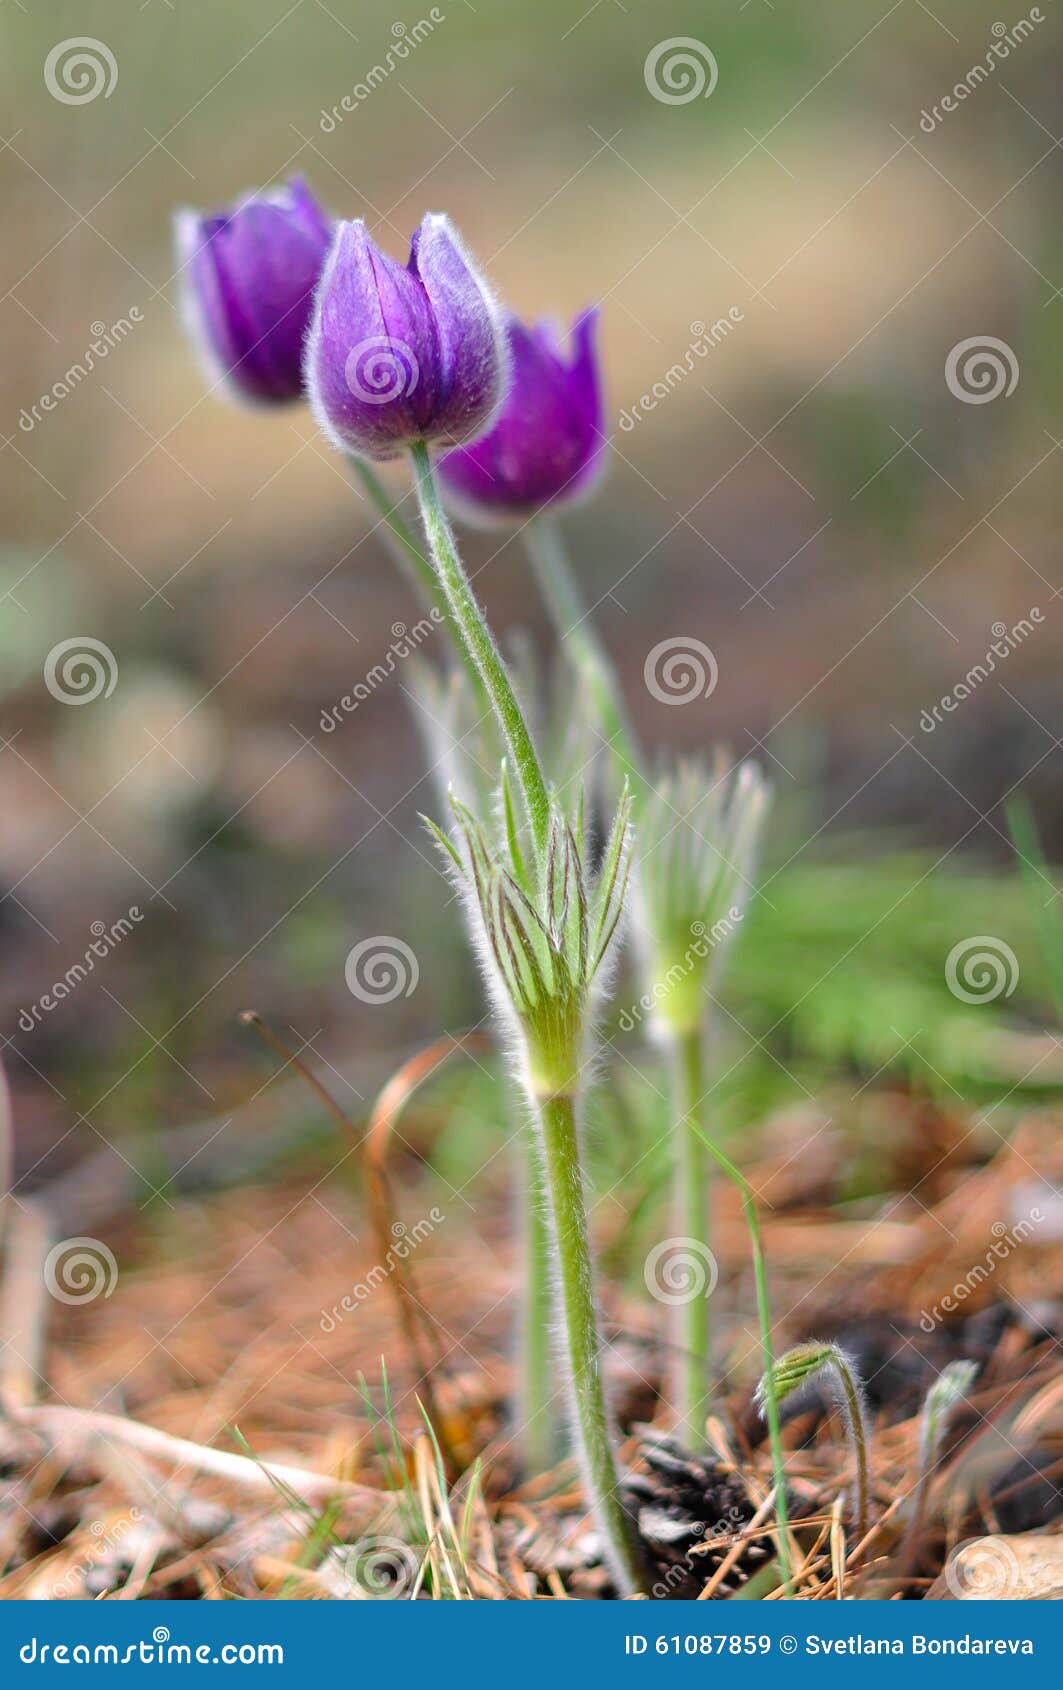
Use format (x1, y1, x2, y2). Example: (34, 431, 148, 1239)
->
(2, 0, 1062, 1194)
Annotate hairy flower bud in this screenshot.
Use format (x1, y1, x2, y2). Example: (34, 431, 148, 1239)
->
(307, 215, 508, 461)
(176, 179, 332, 404)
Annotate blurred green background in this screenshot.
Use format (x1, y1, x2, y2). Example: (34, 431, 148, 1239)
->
(2, 0, 1061, 1185)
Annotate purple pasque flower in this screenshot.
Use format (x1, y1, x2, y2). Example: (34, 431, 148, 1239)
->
(306, 215, 508, 462)
(437, 309, 604, 522)
(175, 179, 332, 405)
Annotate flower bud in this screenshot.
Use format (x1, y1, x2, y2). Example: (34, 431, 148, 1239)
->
(175, 179, 333, 405)
(438, 309, 604, 521)
(307, 215, 508, 461)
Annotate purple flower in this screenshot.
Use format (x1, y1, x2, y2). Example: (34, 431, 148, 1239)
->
(175, 179, 332, 405)
(306, 215, 508, 461)
(437, 310, 604, 521)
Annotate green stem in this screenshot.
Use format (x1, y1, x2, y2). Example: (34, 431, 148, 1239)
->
(347, 457, 490, 718)
(410, 442, 551, 860)
(832, 1354, 870, 1548)
(518, 1128, 555, 1475)
(689, 1123, 794, 1597)
(525, 517, 645, 803)
(536, 1090, 649, 1596)
(670, 1024, 711, 1440)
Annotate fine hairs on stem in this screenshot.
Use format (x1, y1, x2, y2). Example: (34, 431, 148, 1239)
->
(410, 452, 648, 1594)
(410, 440, 551, 861)
(759, 1340, 872, 1550)
(349, 460, 559, 1477)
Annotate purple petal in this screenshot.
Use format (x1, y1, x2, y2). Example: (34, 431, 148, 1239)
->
(176, 179, 332, 405)
(307, 220, 446, 459)
(439, 307, 604, 518)
(410, 214, 508, 449)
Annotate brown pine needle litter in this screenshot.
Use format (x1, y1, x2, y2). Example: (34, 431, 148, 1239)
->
(1, 1068, 1062, 1600)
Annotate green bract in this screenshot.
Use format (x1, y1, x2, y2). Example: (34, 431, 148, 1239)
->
(635, 754, 771, 1037)
(432, 784, 632, 1098)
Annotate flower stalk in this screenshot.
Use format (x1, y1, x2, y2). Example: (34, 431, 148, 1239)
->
(429, 788, 650, 1594)
(760, 1340, 871, 1549)
(671, 1023, 711, 1437)
(411, 441, 551, 862)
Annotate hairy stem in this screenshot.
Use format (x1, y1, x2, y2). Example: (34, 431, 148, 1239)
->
(670, 1023, 712, 1439)
(347, 456, 490, 716)
(518, 1130, 556, 1475)
(536, 1090, 649, 1595)
(824, 1350, 870, 1548)
(525, 517, 644, 802)
(690, 1123, 794, 1596)
(352, 458, 558, 1462)
(410, 442, 551, 860)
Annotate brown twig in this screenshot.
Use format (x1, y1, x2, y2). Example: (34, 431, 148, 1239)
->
(363, 1031, 491, 1476)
